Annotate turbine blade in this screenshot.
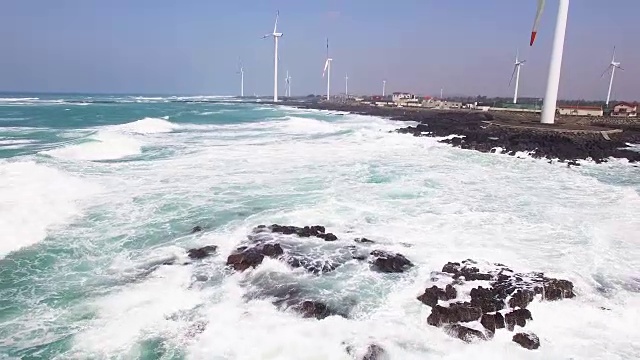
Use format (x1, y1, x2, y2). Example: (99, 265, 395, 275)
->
(618, 66, 624, 71)
(600, 65, 612, 78)
(530, 0, 545, 46)
(262, 34, 271, 39)
(273, 10, 279, 33)
(612, 46, 616, 62)
(323, 59, 329, 77)
(509, 65, 517, 86)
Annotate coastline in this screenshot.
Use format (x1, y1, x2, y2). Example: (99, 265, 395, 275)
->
(280, 101, 640, 164)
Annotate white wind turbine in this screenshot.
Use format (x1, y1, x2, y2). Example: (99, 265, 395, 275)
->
(262, 11, 283, 102)
(601, 46, 623, 108)
(509, 50, 526, 104)
(531, 0, 570, 124)
(345, 74, 349, 97)
(382, 80, 386, 97)
(284, 70, 292, 97)
(237, 59, 244, 97)
(322, 38, 333, 100)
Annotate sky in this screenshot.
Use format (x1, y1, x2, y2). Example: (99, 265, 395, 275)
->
(1, 0, 639, 100)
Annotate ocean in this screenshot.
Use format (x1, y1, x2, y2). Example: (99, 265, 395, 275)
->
(0, 93, 638, 359)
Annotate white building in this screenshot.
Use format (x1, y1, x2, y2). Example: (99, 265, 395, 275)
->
(557, 105, 603, 117)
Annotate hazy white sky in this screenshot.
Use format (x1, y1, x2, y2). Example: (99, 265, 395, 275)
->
(1, 0, 638, 101)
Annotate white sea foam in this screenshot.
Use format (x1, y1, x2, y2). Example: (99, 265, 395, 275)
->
(5, 107, 639, 359)
(0, 161, 101, 258)
(41, 117, 179, 161)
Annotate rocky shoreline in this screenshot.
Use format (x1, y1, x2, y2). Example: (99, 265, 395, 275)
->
(169, 224, 578, 358)
(287, 102, 640, 164)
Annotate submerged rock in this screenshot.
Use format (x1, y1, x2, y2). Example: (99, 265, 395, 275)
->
(295, 300, 342, 320)
(513, 332, 540, 350)
(187, 245, 217, 259)
(191, 226, 203, 233)
(345, 343, 388, 360)
(262, 224, 339, 241)
(355, 238, 375, 244)
(370, 250, 413, 273)
(444, 324, 487, 343)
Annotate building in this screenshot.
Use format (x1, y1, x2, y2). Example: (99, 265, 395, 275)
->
(611, 102, 638, 117)
(557, 105, 603, 117)
(392, 92, 414, 102)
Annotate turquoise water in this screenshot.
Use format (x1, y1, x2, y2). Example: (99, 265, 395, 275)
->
(0, 94, 639, 359)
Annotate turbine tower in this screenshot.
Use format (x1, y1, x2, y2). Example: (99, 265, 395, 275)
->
(382, 80, 386, 97)
(284, 70, 292, 97)
(262, 11, 283, 102)
(509, 50, 526, 104)
(345, 74, 349, 97)
(602, 46, 623, 108)
(322, 38, 333, 101)
(531, 0, 570, 124)
(237, 59, 244, 97)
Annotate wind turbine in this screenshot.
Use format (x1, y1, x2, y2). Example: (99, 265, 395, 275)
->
(262, 11, 283, 102)
(322, 38, 332, 100)
(345, 74, 349, 97)
(382, 80, 386, 97)
(531, 0, 570, 124)
(601, 46, 623, 108)
(284, 70, 292, 97)
(509, 50, 526, 104)
(237, 59, 244, 97)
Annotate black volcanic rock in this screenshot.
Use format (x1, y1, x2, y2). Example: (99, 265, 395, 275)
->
(226, 243, 283, 271)
(444, 324, 487, 343)
(355, 237, 375, 244)
(505, 308, 533, 331)
(187, 245, 217, 259)
(370, 250, 413, 273)
(191, 226, 203, 233)
(480, 312, 505, 333)
(427, 303, 483, 326)
(417, 285, 458, 307)
(513, 332, 540, 350)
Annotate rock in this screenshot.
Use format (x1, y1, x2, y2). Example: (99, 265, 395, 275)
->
(470, 286, 504, 313)
(317, 232, 339, 241)
(355, 238, 375, 244)
(508, 289, 536, 308)
(296, 301, 337, 320)
(480, 312, 505, 333)
(362, 344, 388, 360)
(427, 303, 482, 326)
(226, 243, 283, 271)
(505, 309, 532, 331)
(512, 332, 540, 350)
(345, 343, 388, 360)
(444, 324, 487, 343)
(191, 226, 203, 233)
(370, 250, 413, 273)
(285, 256, 338, 274)
(417, 285, 458, 307)
(543, 279, 575, 300)
(442, 262, 461, 274)
(187, 245, 218, 259)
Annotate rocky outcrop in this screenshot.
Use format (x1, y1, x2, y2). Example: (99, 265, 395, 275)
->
(418, 260, 575, 346)
(513, 332, 541, 350)
(355, 238, 375, 244)
(191, 226, 203, 233)
(226, 243, 283, 271)
(262, 224, 338, 241)
(345, 343, 388, 360)
(295, 300, 342, 320)
(290, 102, 640, 164)
(187, 245, 217, 259)
(370, 250, 413, 273)
(417, 284, 457, 307)
(444, 324, 487, 343)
